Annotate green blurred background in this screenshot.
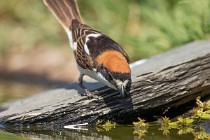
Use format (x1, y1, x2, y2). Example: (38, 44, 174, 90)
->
(0, 0, 210, 102)
(0, 0, 210, 59)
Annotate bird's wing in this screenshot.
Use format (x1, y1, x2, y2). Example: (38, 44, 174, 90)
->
(71, 20, 130, 71)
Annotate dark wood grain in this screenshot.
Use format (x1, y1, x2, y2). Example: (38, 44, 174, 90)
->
(0, 40, 210, 127)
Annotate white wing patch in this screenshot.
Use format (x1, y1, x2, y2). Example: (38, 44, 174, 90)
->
(66, 30, 74, 49)
(83, 33, 101, 55)
(84, 44, 90, 55)
(73, 42, 77, 50)
(86, 33, 101, 42)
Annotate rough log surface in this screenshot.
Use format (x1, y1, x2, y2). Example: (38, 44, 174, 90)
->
(0, 40, 210, 127)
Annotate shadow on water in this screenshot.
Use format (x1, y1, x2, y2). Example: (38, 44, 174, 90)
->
(0, 124, 197, 140)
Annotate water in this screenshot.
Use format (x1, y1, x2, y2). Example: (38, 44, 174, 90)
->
(0, 131, 26, 140)
(1, 123, 209, 140)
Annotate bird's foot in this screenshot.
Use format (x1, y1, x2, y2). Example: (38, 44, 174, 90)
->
(83, 89, 100, 99)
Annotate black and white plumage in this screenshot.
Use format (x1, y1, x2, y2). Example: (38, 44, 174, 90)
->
(43, 0, 131, 97)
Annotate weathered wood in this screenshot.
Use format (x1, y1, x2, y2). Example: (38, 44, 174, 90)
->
(0, 40, 210, 127)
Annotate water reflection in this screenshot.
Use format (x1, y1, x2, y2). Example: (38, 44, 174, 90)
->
(0, 124, 200, 140)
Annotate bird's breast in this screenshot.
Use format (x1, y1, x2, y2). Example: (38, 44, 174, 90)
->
(77, 65, 117, 89)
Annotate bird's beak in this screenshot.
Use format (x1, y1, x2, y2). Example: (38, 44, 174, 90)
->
(117, 85, 127, 97)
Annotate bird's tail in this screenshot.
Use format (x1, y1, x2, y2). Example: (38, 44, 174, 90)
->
(43, 0, 83, 31)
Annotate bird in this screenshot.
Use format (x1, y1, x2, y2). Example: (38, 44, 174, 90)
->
(43, 0, 131, 97)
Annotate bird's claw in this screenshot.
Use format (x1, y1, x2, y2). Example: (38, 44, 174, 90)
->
(83, 89, 100, 99)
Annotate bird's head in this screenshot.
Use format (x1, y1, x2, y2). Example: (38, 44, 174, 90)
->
(96, 50, 131, 97)
(110, 72, 131, 97)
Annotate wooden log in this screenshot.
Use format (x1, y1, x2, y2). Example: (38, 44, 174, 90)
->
(0, 40, 210, 127)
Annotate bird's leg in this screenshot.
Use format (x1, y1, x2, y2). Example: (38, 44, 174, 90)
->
(78, 74, 96, 98)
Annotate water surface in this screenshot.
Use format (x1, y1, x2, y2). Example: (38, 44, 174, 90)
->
(1, 123, 208, 140)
